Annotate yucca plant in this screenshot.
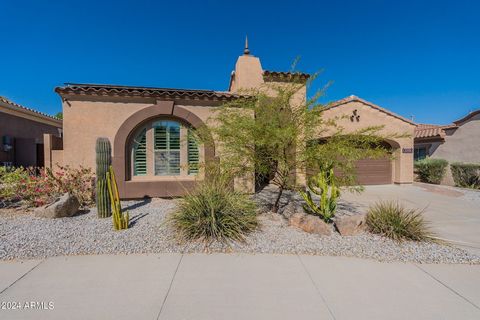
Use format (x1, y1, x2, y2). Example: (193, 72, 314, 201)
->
(169, 174, 258, 243)
(366, 201, 433, 242)
(299, 165, 340, 223)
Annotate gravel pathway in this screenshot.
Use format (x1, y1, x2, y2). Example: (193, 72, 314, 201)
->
(1, 198, 479, 263)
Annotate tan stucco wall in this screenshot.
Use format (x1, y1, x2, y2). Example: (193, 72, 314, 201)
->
(319, 101, 415, 184)
(431, 113, 480, 164)
(429, 113, 480, 185)
(62, 96, 154, 170)
(61, 97, 225, 169)
(58, 95, 255, 194)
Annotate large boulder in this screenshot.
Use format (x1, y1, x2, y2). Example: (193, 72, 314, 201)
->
(34, 193, 80, 219)
(289, 213, 331, 236)
(335, 214, 367, 236)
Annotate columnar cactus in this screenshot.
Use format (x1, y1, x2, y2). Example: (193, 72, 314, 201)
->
(299, 164, 340, 223)
(106, 165, 129, 230)
(95, 137, 112, 218)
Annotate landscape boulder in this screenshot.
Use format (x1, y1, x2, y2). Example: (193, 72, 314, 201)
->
(289, 213, 331, 236)
(281, 201, 303, 219)
(34, 193, 80, 219)
(335, 214, 367, 236)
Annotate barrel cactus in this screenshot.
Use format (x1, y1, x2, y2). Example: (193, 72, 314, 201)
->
(95, 137, 112, 218)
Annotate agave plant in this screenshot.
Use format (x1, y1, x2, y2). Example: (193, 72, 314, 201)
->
(300, 164, 340, 223)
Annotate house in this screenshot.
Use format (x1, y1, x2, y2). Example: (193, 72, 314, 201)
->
(0, 96, 62, 168)
(414, 110, 480, 184)
(45, 42, 415, 199)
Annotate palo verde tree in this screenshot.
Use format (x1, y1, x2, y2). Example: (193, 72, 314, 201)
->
(202, 71, 400, 213)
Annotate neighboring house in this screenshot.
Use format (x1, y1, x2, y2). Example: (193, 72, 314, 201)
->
(46, 43, 415, 199)
(414, 110, 480, 184)
(0, 96, 62, 168)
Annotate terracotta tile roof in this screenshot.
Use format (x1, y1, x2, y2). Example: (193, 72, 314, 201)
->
(55, 83, 243, 102)
(326, 95, 416, 126)
(414, 125, 445, 139)
(0, 95, 62, 123)
(263, 70, 310, 81)
(414, 124, 457, 139)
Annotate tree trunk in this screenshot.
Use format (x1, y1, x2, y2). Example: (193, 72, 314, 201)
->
(272, 186, 284, 213)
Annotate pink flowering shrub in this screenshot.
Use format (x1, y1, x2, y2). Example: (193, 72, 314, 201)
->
(0, 166, 94, 208)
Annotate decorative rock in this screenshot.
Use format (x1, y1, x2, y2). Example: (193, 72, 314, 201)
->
(34, 193, 80, 219)
(335, 214, 367, 236)
(289, 213, 331, 236)
(301, 215, 332, 236)
(289, 212, 305, 228)
(281, 202, 297, 219)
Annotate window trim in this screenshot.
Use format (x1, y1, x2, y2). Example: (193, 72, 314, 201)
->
(129, 118, 203, 180)
(414, 145, 428, 161)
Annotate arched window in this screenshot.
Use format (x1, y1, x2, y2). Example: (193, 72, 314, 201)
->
(130, 119, 200, 178)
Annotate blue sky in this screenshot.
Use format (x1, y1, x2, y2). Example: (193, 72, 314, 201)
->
(0, 0, 479, 124)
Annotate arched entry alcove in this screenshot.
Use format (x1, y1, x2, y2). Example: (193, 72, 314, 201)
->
(113, 101, 215, 198)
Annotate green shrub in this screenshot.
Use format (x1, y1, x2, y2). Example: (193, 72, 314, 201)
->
(300, 165, 340, 223)
(366, 201, 433, 242)
(450, 163, 480, 189)
(414, 158, 448, 184)
(169, 176, 258, 243)
(0, 166, 30, 202)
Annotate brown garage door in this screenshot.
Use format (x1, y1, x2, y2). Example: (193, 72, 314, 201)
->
(354, 158, 392, 185)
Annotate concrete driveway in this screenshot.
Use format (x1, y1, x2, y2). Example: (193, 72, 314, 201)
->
(1, 254, 480, 320)
(340, 183, 480, 255)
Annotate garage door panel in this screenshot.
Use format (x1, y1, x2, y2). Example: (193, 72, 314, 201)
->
(354, 158, 391, 185)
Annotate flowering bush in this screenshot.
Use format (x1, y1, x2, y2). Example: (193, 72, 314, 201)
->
(0, 166, 94, 208)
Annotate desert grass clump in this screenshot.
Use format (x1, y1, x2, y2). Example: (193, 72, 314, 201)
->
(170, 176, 258, 243)
(366, 201, 433, 242)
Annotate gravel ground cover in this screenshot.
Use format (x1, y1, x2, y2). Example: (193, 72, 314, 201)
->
(1, 197, 479, 263)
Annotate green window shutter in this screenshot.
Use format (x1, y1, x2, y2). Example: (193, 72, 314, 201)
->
(188, 129, 199, 175)
(133, 129, 147, 176)
(153, 121, 181, 175)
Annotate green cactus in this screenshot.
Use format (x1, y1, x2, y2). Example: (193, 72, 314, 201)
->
(299, 164, 340, 223)
(106, 165, 129, 230)
(95, 137, 112, 218)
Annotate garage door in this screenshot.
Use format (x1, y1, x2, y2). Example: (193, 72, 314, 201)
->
(354, 158, 392, 185)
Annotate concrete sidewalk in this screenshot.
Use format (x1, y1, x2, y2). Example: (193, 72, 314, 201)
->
(1, 254, 480, 319)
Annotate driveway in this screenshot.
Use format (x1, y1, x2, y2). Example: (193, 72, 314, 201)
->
(1, 254, 480, 320)
(340, 183, 480, 255)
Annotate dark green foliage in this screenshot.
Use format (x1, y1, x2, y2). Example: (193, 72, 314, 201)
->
(95, 137, 112, 218)
(450, 163, 480, 189)
(414, 158, 448, 184)
(169, 175, 258, 243)
(366, 201, 433, 242)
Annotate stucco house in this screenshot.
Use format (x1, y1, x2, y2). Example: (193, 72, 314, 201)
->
(414, 110, 480, 184)
(46, 44, 415, 199)
(0, 96, 62, 168)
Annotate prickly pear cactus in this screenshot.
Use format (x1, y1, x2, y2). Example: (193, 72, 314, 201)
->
(95, 137, 112, 218)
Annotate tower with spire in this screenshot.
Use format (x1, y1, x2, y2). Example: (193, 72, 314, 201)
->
(228, 36, 264, 92)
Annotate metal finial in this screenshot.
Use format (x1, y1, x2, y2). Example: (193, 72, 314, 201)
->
(244, 35, 250, 55)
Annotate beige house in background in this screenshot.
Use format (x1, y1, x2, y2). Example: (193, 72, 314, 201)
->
(414, 110, 480, 185)
(46, 43, 415, 199)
